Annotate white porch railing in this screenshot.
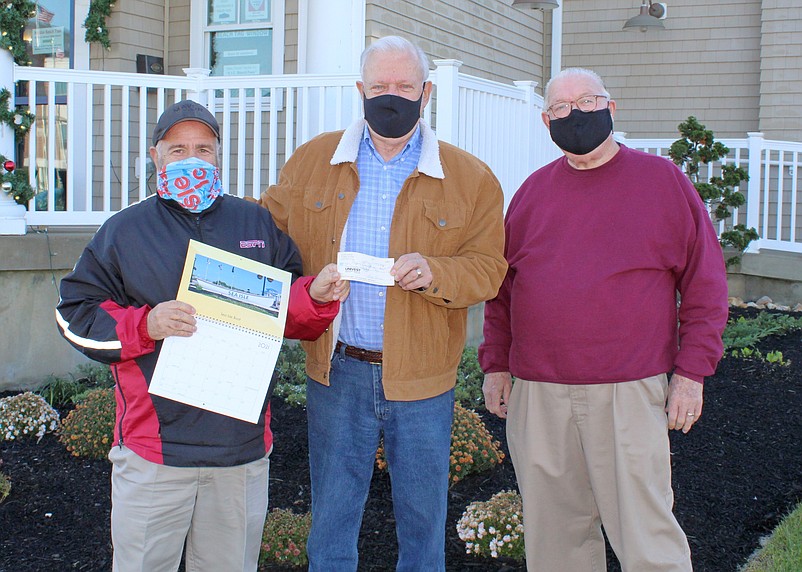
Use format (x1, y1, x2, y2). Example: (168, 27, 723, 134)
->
(619, 134, 802, 254)
(4, 59, 802, 255)
(4, 59, 554, 227)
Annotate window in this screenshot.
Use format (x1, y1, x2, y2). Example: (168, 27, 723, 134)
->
(205, 0, 282, 79)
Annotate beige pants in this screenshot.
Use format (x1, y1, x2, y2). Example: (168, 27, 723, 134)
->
(507, 375, 692, 572)
(108, 446, 270, 572)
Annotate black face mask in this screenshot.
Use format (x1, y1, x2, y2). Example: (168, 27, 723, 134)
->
(548, 107, 613, 156)
(363, 91, 423, 139)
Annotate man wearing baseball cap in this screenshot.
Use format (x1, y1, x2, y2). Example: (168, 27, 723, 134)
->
(56, 100, 350, 572)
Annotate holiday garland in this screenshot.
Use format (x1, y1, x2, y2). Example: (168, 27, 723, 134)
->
(0, 88, 35, 205)
(0, 0, 36, 65)
(84, 0, 114, 50)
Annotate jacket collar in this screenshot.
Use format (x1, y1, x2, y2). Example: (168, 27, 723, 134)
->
(330, 118, 445, 179)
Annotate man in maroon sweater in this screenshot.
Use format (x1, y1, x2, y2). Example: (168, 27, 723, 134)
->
(479, 68, 729, 571)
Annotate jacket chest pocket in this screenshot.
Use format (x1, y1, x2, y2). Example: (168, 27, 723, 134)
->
(299, 189, 337, 251)
(420, 200, 467, 255)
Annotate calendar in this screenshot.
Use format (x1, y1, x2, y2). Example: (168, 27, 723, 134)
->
(149, 240, 291, 423)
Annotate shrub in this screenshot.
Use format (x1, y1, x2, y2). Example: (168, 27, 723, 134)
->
(723, 313, 802, 350)
(455, 347, 485, 410)
(57, 388, 115, 459)
(669, 115, 758, 267)
(456, 490, 525, 561)
(38, 362, 115, 409)
(259, 508, 312, 568)
(376, 402, 505, 486)
(273, 342, 308, 407)
(0, 392, 60, 442)
(449, 403, 505, 485)
(0, 463, 10, 504)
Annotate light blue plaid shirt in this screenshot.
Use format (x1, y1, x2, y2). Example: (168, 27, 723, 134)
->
(339, 125, 423, 350)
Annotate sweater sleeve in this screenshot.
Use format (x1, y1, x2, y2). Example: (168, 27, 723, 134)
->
(478, 265, 515, 374)
(672, 172, 729, 383)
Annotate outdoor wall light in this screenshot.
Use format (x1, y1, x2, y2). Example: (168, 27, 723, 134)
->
(511, 0, 560, 10)
(623, 1, 667, 32)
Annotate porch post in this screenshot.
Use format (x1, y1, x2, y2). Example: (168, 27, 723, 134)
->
(432, 59, 462, 145)
(745, 131, 764, 252)
(0, 51, 27, 235)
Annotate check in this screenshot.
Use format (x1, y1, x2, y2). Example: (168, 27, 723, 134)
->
(337, 252, 395, 286)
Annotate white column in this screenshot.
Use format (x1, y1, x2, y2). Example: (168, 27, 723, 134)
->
(432, 59, 462, 146)
(0, 51, 27, 235)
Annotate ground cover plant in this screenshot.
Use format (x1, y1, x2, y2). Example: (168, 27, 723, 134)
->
(1, 306, 801, 571)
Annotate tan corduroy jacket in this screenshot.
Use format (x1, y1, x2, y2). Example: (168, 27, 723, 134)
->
(260, 119, 507, 400)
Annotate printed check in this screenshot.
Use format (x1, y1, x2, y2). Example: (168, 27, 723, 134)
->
(337, 252, 395, 286)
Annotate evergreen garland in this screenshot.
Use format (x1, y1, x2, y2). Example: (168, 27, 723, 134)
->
(0, 88, 35, 205)
(84, 0, 114, 50)
(0, 154, 34, 205)
(0, 0, 36, 65)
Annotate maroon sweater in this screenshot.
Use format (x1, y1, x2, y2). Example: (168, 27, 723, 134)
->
(479, 145, 728, 384)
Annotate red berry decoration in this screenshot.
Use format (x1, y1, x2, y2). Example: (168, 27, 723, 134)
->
(3, 160, 14, 173)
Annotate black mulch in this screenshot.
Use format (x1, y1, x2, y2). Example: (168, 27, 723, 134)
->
(1, 308, 801, 572)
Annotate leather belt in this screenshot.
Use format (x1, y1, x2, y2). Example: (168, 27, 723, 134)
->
(335, 341, 383, 364)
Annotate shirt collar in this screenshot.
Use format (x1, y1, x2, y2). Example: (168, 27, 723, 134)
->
(361, 124, 422, 163)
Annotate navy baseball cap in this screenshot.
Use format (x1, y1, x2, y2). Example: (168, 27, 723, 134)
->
(152, 100, 220, 146)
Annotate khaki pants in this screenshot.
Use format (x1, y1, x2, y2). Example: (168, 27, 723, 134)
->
(507, 375, 692, 572)
(108, 446, 270, 572)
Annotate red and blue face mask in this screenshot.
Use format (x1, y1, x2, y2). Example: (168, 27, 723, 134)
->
(157, 157, 223, 213)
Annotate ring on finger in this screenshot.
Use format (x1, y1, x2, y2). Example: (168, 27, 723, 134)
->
(416, 268, 422, 277)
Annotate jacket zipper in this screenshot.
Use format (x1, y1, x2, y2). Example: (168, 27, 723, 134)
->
(112, 363, 126, 448)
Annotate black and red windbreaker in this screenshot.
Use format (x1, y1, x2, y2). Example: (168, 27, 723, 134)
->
(56, 194, 338, 467)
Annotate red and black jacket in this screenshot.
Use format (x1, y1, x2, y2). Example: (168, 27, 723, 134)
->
(56, 194, 337, 467)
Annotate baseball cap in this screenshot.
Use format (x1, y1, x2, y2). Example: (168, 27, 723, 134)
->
(152, 100, 220, 146)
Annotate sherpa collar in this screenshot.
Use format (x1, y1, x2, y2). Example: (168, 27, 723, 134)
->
(330, 118, 445, 179)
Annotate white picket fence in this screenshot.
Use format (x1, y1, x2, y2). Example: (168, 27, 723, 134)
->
(4, 60, 802, 254)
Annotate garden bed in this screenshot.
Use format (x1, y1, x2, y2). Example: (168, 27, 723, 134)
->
(1, 309, 801, 571)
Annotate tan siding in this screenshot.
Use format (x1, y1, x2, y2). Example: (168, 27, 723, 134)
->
(559, 0, 762, 139)
(89, 0, 166, 73)
(758, 2, 802, 139)
(167, 0, 191, 74)
(365, 0, 545, 86)
(285, 0, 299, 74)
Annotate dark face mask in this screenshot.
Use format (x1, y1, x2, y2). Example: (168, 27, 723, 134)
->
(363, 90, 423, 139)
(548, 107, 613, 156)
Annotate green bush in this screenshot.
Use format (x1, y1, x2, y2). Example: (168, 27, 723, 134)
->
(455, 347, 485, 410)
(57, 388, 115, 459)
(0, 465, 10, 504)
(376, 402, 505, 487)
(0, 392, 60, 442)
(259, 508, 312, 568)
(456, 490, 525, 561)
(38, 362, 115, 409)
(723, 313, 802, 350)
(273, 342, 309, 407)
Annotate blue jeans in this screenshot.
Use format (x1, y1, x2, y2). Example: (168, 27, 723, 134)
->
(306, 351, 454, 572)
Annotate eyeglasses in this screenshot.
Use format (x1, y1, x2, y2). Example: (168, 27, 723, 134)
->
(546, 95, 609, 119)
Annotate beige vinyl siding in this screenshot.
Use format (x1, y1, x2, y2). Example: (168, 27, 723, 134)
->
(167, 0, 191, 74)
(365, 0, 546, 86)
(558, 0, 762, 139)
(758, 3, 802, 140)
(284, 0, 299, 73)
(89, 0, 167, 73)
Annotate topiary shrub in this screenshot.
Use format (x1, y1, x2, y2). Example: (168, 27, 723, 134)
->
(0, 392, 60, 442)
(376, 402, 505, 486)
(57, 388, 115, 459)
(259, 508, 312, 568)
